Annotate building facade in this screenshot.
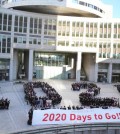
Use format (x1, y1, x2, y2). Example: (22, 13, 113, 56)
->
(0, 0, 120, 83)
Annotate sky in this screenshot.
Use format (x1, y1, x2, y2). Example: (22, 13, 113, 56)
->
(102, 0, 120, 18)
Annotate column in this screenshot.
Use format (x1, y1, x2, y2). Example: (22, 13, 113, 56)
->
(107, 63, 112, 83)
(71, 58, 74, 68)
(76, 52, 82, 82)
(28, 49, 33, 81)
(9, 48, 13, 81)
(41, 18, 45, 47)
(94, 63, 98, 82)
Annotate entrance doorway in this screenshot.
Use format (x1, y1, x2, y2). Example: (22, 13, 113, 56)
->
(17, 50, 29, 80)
(112, 74, 120, 83)
(0, 59, 10, 81)
(0, 70, 9, 81)
(98, 73, 107, 82)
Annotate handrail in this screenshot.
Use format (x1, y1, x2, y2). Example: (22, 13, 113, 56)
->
(9, 123, 120, 134)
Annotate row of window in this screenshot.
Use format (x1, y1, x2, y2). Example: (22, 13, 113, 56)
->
(0, 11, 120, 39)
(98, 63, 120, 70)
(85, 42, 97, 48)
(57, 41, 97, 47)
(99, 43, 120, 48)
(34, 52, 66, 67)
(99, 53, 120, 59)
(14, 36, 41, 45)
(58, 21, 120, 38)
(30, 18, 42, 34)
(14, 16, 27, 33)
(44, 19, 56, 36)
(44, 39, 55, 46)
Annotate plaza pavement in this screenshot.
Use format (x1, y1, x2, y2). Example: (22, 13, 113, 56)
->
(0, 79, 120, 134)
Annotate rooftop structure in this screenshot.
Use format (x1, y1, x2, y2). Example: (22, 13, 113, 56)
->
(1, 0, 112, 18)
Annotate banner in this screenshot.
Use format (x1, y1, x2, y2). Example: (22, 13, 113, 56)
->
(32, 108, 120, 125)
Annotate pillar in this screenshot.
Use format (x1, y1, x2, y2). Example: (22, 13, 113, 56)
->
(71, 58, 74, 68)
(76, 52, 82, 82)
(28, 49, 33, 81)
(94, 63, 98, 82)
(107, 63, 112, 83)
(9, 48, 13, 81)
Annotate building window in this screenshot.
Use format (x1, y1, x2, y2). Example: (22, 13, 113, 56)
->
(99, 53, 102, 58)
(58, 41, 65, 46)
(44, 19, 56, 36)
(113, 54, 116, 59)
(117, 53, 120, 59)
(103, 53, 106, 58)
(0, 35, 11, 53)
(107, 53, 110, 58)
(34, 52, 67, 67)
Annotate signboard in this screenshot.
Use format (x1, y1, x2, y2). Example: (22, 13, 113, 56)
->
(32, 108, 120, 125)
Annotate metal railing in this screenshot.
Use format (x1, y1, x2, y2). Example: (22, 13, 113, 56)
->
(9, 123, 120, 134)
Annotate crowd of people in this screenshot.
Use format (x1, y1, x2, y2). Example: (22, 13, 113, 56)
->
(79, 83, 119, 108)
(71, 82, 88, 91)
(23, 81, 62, 109)
(23, 81, 62, 125)
(0, 98, 10, 109)
(26, 81, 120, 125)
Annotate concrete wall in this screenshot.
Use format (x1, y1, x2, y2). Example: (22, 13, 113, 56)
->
(13, 50, 18, 80)
(34, 65, 74, 80)
(24, 51, 29, 79)
(82, 53, 95, 82)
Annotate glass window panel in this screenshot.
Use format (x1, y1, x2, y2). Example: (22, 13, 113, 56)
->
(7, 43, 11, 47)
(14, 27, 18, 32)
(34, 29, 37, 34)
(15, 16, 18, 21)
(24, 22, 27, 27)
(24, 17, 27, 23)
(29, 38, 32, 44)
(30, 29, 33, 33)
(107, 53, 110, 58)
(19, 27, 22, 32)
(99, 53, 102, 58)
(0, 24, 2, 30)
(2, 48, 6, 53)
(7, 48, 10, 53)
(18, 37, 22, 43)
(15, 21, 18, 26)
(23, 37, 26, 44)
(3, 25, 7, 31)
(4, 14, 7, 20)
(3, 19, 7, 25)
(103, 53, 106, 58)
(23, 28, 27, 33)
(0, 14, 2, 21)
(19, 16, 23, 22)
(38, 39, 41, 45)
(14, 37, 17, 43)
(19, 21, 22, 26)
(33, 39, 37, 44)
(8, 26, 12, 31)
(38, 29, 41, 34)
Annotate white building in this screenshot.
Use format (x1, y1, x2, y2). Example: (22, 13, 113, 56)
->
(0, 0, 120, 83)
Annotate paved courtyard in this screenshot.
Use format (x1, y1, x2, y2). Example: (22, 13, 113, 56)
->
(0, 80, 120, 134)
